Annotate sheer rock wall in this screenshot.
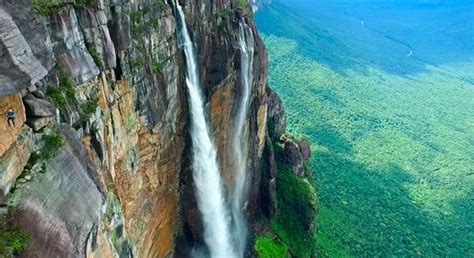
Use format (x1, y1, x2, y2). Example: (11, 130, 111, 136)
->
(0, 0, 289, 256)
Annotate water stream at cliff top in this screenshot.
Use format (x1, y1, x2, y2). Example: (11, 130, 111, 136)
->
(175, 3, 235, 257)
(231, 22, 255, 257)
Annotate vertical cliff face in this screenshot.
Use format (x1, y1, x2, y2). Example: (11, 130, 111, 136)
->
(0, 0, 313, 257)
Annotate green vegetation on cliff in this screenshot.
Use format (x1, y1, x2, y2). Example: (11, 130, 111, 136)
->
(272, 164, 318, 257)
(46, 65, 76, 110)
(236, 0, 253, 14)
(37, 127, 65, 161)
(19, 126, 64, 181)
(254, 236, 289, 258)
(256, 143, 318, 258)
(86, 45, 103, 70)
(32, 0, 93, 15)
(0, 214, 29, 257)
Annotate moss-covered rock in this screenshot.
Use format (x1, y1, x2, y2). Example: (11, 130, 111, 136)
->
(272, 164, 318, 257)
(267, 139, 318, 258)
(254, 235, 289, 258)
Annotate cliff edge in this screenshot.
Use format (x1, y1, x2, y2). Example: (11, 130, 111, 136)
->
(0, 0, 317, 257)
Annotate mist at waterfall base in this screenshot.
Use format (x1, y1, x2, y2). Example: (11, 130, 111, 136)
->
(175, 4, 235, 258)
(231, 23, 255, 258)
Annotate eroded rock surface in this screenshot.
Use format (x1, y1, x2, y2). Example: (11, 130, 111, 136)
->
(0, 127, 31, 203)
(266, 86, 286, 139)
(280, 134, 312, 177)
(0, 1, 52, 95)
(23, 94, 56, 117)
(12, 125, 103, 258)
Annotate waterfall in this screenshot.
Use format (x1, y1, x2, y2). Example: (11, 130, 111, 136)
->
(231, 22, 255, 257)
(175, 3, 235, 258)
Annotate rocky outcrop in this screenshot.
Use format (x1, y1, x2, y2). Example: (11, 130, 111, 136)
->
(282, 135, 311, 177)
(0, 127, 31, 203)
(0, 1, 52, 95)
(10, 125, 104, 258)
(23, 94, 56, 117)
(52, 8, 101, 83)
(266, 86, 286, 139)
(76, 5, 117, 70)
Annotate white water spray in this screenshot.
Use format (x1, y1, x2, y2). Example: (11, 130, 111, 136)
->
(231, 22, 255, 257)
(175, 3, 235, 258)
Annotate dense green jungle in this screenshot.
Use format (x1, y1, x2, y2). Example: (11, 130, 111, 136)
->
(256, 0, 474, 256)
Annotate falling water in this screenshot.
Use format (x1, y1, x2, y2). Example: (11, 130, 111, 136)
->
(231, 22, 255, 257)
(175, 3, 235, 258)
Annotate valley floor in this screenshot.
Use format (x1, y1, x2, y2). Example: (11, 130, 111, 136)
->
(256, 1, 474, 256)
